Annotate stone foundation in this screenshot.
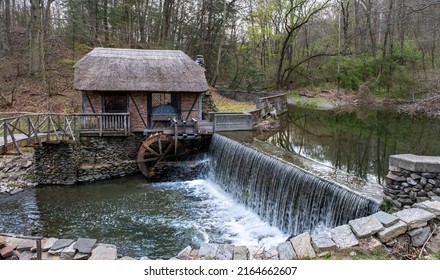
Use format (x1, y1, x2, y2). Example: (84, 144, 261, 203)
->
(384, 154, 440, 208)
(34, 134, 142, 185)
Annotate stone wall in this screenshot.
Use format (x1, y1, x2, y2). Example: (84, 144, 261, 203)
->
(255, 94, 288, 118)
(34, 141, 80, 185)
(384, 154, 440, 208)
(34, 134, 142, 185)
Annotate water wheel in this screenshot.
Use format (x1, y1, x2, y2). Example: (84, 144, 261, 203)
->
(136, 134, 183, 177)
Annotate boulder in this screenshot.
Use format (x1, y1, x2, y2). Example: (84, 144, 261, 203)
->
(61, 243, 77, 260)
(413, 200, 440, 219)
(89, 243, 117, 260)
(73, 238, 96, 254)
(19, 251, 35, 260)
(289, 232, 316, 259)
(50, 239, 74, 251)
(373, 211, 399, 227)
(311, 232, 337, 253)
(74, 252, 90, 260)
(16, 239, 35, 251)
(330, 225, 359, 249)
(233, 246, 249, 260)
(198, 243, 218, 259)
(393, 208, 435, 229)
(408, 226, 431, 247)
(348, 215, 384, 238)
(176, 246, 192, 260)
(277, 242, 296, 260)
(215, 244, 234, 260)
(376, 220, 408, 243)
(0, 246, 14, 258)
(41, 238, 58, 252)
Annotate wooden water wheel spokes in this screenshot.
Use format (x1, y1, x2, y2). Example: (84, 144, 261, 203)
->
(137, 134, 182, 177)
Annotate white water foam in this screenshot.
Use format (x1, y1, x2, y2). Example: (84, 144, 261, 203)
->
(177, 179, 288, 248)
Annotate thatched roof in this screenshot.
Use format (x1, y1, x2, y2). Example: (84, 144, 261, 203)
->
(74, 48, 208, 92)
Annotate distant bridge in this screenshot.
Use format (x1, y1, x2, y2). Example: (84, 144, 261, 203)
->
(0, 112, 130, 155)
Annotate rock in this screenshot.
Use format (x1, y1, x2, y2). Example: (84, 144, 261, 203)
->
(50, 239, 74, 251)
(407, 177, 418, 186)
(348, 215, 384, 238)
(0, 246, 14, 258)
(411, 173, 421, 180)
(21, 160, 33, 168)
(289, 232, 316, 259)
(420, 177, 428, 186)
(386, 172, 405, 182)
(119, 256, 135, 260)
(215, 244, 234, 260)
(248, 246, 278, 260)
(41, 252, 61, 260)
(425, 232, 440, 253)
(5, 237, 22, 249)
(422, 173, 436, 179)
(413, 200, 440, 219)
(89, 243, 117, 260)
(331, 225, 359, 249)
(376, 221, 408, 243)
(15, 239, 34, 252)
(349, 251, 357, 257)
(198, 243, 218, 259)
(394, 208, 435, 229)
(19, 251, 35, 260)
(408, 226, 431, 247)
(176, 246, 192, 260)
(74, 252, 90, 260)
(233, 246, 249, 260)
(139, 256, 150, 260)
(48, 248, 63, 256)
(73, 238, 96, 254)
(9, 188, 24, 195)
(277, 242, 296, 260)
(61, 243, 77, 260)
(41, 238, 58, 251)
(311, 232, 337, 253)
(373, 211, 399, 227)
(389, 166, 402, 172)
(362, 237, 384, 250)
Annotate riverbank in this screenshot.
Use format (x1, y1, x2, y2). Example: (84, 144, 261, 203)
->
(0, 153, 37, 195)
(2, 201, 440, 260)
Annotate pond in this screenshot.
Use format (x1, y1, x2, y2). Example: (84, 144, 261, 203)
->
(264, 105, 440, 184)
(0, 174, 286, 259)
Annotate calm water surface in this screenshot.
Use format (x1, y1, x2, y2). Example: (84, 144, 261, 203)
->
(265, 105, 440, 184)
(0, 174, 286, 259)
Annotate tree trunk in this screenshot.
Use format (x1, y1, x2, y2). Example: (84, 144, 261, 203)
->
(0, 0, 11, 56)
(29, 0, 46, 82)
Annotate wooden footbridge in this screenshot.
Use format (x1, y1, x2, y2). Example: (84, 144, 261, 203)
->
(0, 112, 130, 155)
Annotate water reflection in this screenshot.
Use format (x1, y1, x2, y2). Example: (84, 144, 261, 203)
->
(264, 105, 440, 184)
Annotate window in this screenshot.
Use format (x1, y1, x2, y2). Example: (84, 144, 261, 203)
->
(103, 93, 128, 113)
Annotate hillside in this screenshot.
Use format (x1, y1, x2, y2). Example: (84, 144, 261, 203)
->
(0, 28, 85, 114)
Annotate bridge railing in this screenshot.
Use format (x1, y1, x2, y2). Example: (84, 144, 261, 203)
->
(0, 113, 130, 154)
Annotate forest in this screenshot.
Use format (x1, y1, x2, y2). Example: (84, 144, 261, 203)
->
(1, 0, 440, 112)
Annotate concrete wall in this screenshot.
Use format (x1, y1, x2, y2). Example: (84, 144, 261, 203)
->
(209, 112, 253, 132)
(384, 154, 440, 208)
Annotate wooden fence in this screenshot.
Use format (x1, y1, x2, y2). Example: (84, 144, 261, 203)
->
(0, 113, 130, 154)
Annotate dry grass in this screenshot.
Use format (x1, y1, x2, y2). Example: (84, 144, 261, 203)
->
(210, 89, 255, 112)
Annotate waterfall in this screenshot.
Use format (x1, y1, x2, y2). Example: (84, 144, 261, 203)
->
(208, 134, 380, 235)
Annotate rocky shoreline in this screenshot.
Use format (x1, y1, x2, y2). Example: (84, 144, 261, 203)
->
(0, 154, 38, 195)
(2, 200, 440, 260)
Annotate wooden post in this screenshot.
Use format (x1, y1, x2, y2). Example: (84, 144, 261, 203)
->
(36, 239, 42, 260)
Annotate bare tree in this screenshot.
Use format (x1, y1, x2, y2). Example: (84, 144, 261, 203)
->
(29, 0, 45, 81)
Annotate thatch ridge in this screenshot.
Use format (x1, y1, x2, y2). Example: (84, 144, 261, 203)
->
(74, 48, 208, 92)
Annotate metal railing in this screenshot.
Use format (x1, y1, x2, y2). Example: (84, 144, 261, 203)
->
(0, 113, 130, 154)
